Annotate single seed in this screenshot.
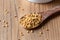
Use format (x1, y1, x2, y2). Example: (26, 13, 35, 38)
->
(6, 11, 9, 14)
(6, 22, 8, 24)
(5, 9, 7, 12)
(15, 15, 17, 18)
(46, 28, 49, 31)
(18, 39, 20, 40)
(22, 9, 24, 11)
(39, 32, 43, 35)
(0, 20, 1, 22)
(4, 9, 9, 15)
(3, 20, 5, 23)
(20, 16, 25, 19)
(30, 30, 34, 33)
(27, 30, 30, 33)
(18, 7, 21, 9)
(46, 39, 48, 40)
(3, 25, 6, 27)
(5, 24, 8, 27)
(39, 31, 43, 36)
(20, 32, 24, 36)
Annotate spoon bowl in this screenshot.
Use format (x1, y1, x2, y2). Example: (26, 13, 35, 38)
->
(20, 6, 60, 30)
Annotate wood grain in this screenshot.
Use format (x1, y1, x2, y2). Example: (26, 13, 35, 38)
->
(0, 0, 60, 40)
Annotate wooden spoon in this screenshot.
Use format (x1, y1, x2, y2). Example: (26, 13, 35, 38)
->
(20, 6, 60, 29)
(42, 6, 60, 22)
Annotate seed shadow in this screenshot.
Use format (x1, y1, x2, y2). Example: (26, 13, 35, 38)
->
(31, 11, 60, 30)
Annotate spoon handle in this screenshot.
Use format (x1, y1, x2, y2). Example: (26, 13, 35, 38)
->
(42, 6, 60, 20)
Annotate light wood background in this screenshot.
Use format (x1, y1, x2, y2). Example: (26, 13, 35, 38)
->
(0, 0, 60, 40)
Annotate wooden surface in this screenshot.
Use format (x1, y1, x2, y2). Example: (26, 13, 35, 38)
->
(0, 0, 60, 40)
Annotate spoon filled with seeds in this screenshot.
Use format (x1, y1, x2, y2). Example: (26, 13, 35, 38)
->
(20, 6, 60, 29)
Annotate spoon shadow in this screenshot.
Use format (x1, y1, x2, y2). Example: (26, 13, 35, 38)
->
(31, 11, 60, 30)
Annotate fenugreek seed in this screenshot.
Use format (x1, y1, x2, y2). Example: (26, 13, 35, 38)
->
(15, 15, 17, 18)
(39, 32, 43, 34)
(0, 20, 1, 22)
(18, 7, 21, 9)
(39, 32, 43, 36)
(46, 28, 49, 31)
(3, 20, 5, 23)
(5, 9, 7, 12)
(20, 16, 24, 19)
(6, 22, 8, 24)
(46, 39, 48, 40)
(30, 30, 34, 33)
(18, 39, 20, 40)
(20, 21, 21, 23)
(27, 30, 30, 33)
(22, 9, 24, 11)
(6, 11, 9, 14)
(5, 24, 8, 27)
(3, 25, 6, 27)
(20, 32, 24, 36)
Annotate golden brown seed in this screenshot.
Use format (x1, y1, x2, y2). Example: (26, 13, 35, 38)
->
(0, 20, 1, 22)
(18, 39, 20, 40)
(18, 7, 21, 9)
(27, 30, 30, 33)
(20, 32, 24, 36)
(5, 9, 7, 12)
(22, 9, 24, 11)
(30, 30, 34, 33)
(15, 15, 17, 18)
(3, 20, 5, 23)
(20, 16, 25, 19)
(46, 28, 49, 31)
(4, 9, 9, 14)
(6, 11, 9, 14)
(39, 31, 43, 36)
(3, 25, 6, 27)
(41, 32, 43, 34)
(6, 22, 8, 24)
(39, 32, 43, 35)
(5, 24, 8, 27)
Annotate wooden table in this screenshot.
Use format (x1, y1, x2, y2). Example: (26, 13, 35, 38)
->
(0, 0, 60, 40)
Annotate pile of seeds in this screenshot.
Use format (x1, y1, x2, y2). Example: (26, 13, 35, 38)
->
(20, 13, 42, 29)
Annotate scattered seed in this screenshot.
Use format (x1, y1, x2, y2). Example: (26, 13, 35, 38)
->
(27, 30, 30, 33)
(39, 31, 43, 34)
(3, 25, 6, 27)
(20, 32, 24, 36)
(5, 24, 8, 27)
(39, 31, 43, 36)
(3, 20, 5, 23)
(0, 20, 1, 22)
(6, 22, 8, 24)
(30, 30, 34, 33)
(5, 9, 7, 12)
(15, 15, 17, 18)
(22, 9, 24, 11)
(18, 7, 21, 9)
(18, 39, 20, 40)
(6, 11, 9, 14)
(4, 9, 9, 14)
(46, 28, 49, 31)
